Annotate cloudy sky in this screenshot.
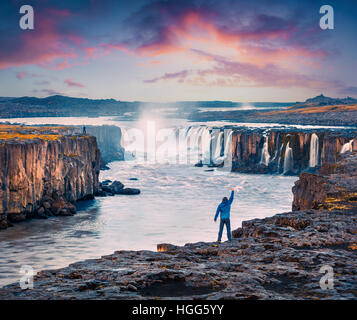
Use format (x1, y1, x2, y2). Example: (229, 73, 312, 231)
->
(0, 0, 356, 102)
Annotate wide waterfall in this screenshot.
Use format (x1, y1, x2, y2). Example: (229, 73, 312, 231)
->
(283, 142, 294, 174)
(121, 123, 352, 175)
(260, 134, 270, 166)
(122, 124, 233, 166)
(340, 139, 354, 154)
(309, 133, 319, 167)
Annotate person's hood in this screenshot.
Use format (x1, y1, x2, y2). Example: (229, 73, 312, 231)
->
(220, 201, 229, 208)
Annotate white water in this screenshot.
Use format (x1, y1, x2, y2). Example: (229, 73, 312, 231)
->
(340, 139, 354, 154)
(283, 142, 294, 174)
(309, 133, 319, 167)
(260, 134, 270, 166)
(213, 131, 224, 163)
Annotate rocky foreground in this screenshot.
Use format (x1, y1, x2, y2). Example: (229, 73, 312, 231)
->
(1, 154, 356, 300)
(0, 209, 355, 300)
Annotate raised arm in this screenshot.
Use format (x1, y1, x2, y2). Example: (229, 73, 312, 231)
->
(228, 189, 234, 204)
(214, 205, 221, 221)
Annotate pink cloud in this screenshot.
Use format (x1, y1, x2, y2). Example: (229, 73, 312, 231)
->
(0, 9, 82, 70)
(118, 8, 329, 68)
(64, 78, 85, 88)
(16, 71, 26, 79)
(144, 70, 191, 83)
(16, 71, 43, 80)
(144, 50, 345, 92)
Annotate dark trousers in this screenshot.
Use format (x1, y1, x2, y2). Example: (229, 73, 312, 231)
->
(218, 218, 232, 241)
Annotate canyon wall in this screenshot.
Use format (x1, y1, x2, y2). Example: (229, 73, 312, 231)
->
(70, 125, 124, 168)
(229, 129, 357, 175)
(292, 151, 357, 211)
(0, 134, 101, 229)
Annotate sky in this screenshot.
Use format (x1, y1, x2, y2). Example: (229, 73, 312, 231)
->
(0, 0, 356, 102)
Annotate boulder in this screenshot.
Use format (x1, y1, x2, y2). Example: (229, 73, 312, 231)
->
(109, 181, 124, 194)
(194, 161, 203, 167)
(51, 198, 76, 216)
(116, 188, 140, 195)
(94, 190, 107, 197)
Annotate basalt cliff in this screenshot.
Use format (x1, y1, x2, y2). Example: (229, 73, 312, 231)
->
(292, 152, 357, 211)
(0, 125, 101, 229)
(213, 127, 357, 175)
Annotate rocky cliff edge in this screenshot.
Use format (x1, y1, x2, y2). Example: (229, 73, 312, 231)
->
(0, 125, 101, 229)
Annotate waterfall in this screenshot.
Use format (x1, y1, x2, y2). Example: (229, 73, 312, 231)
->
(223, 130, 233, 160)
(201, 127, 212, 164)
(276, 144, 284, 173)
(213, 131, 224, 163)
(283, 142, 293, 174)
(309, 133, 319, 167)
(260, 134, 270, 166)
(340, 139, 354, 154)
(177, 126, 214, 164)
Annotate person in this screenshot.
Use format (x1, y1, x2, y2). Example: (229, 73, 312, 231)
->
(214, 187, 234, 242)
(83, 126, 86, 134)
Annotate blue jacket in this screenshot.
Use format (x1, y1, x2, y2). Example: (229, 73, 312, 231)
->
(214, 190, 234, 220)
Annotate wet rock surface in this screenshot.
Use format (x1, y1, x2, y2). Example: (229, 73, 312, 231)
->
(96, 180, 140, 197)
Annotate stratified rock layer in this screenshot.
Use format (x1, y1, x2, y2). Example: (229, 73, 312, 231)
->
(230, 128, 357, 174)
(292, 152, 357, 211)
(0, 127, 101, 229)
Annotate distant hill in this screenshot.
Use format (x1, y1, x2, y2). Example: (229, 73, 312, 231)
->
(1, 93, 355, 120)
(0, 95, 140, 118)
(288, 94, 357, 110)
(0, 95, 290, 119)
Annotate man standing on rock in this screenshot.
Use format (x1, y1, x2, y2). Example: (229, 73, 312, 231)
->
(214, 188, 234, 242)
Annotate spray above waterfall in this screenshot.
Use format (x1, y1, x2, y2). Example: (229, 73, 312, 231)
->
(121, 122, 232, 168)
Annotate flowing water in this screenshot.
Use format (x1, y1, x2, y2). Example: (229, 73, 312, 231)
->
(340, 139, 354, 154)
(309, 133, 319, 167)
(260, 134, 270, 166)
(283, 142, 294, 174)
